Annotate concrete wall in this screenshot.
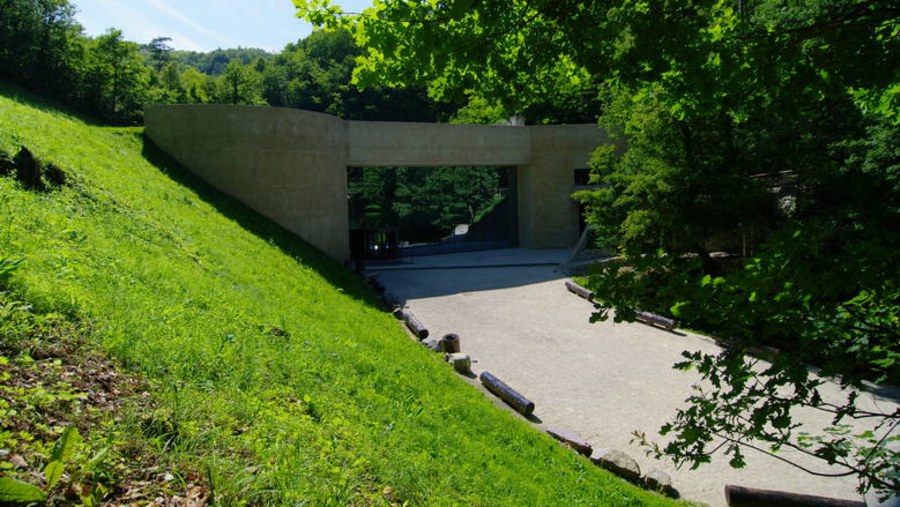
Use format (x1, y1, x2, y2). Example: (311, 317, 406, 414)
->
(145, 105, 608, 262)
(518, 125, 609, 248)
(348, 121, 531, 167)
(145, 105, 351, 261)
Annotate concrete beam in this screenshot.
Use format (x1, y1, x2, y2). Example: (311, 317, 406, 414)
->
(348, 120, 530, 167)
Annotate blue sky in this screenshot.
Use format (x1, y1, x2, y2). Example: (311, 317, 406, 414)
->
(73, 0, 372, 53)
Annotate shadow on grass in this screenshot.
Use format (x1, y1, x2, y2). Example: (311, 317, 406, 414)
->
(140, 137, 382, 310)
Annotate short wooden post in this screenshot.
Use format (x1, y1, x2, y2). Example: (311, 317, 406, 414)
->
(441, 333, 460, 353)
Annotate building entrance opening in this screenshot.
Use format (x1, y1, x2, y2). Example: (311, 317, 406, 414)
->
(348, 166, 518, 262)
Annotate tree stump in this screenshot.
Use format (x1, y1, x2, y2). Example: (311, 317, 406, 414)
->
(440, 333, 460, 353)
(444, 353, 471, 374)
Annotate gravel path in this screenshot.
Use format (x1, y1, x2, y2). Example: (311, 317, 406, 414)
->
(371, 248, 898, 507)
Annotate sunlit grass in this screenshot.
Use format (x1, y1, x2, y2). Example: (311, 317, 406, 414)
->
(0, 82, 680, 506)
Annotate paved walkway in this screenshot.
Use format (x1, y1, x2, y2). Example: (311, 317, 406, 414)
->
(370, 248, 899, 507)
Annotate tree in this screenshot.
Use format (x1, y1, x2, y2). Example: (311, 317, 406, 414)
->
(0, 4, 453, 123)
(146, 36, 174, 70)
(297, 0, 900, 496)
(143, 38, 185, 104)
(180, 67, 213, 104)
(0, 0, 159, 124)
(0, 0, 86, 100)
(85, 29, 149, 124)
(215, 59, 263, 105)
(173, 47, 270, 76)
(147, 61, 186, 104)
(259, 29, 446, 121)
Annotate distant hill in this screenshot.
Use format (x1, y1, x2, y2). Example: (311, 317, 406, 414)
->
(171, 47, 271, 75)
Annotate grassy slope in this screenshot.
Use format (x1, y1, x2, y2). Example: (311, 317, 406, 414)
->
(0, 85, 678, 506)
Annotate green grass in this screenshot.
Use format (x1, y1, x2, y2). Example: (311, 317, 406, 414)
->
(0, 289, 198, 504)
(0, 82, 680, 506)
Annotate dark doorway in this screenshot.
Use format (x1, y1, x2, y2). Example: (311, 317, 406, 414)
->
(350, 228, 400, 261)
(347, 166, 518, 262)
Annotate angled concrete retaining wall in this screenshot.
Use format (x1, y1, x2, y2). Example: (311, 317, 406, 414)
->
(145, 105, 608, 262)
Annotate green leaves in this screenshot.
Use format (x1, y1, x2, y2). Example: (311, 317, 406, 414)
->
(293, 0, 348, 31)
(0, 477, 46, 504)
(669, 301, 688, 318)
(38, 426, 83, 490)
(216, 60, 264, 106)
(599, 222, 900, 495)
(0, 256, 23, 287)
(0, 426, 80, 498)
(0, 402, 113, 502)
(44, 460, 65, 490)
(49, 426, 81, 464)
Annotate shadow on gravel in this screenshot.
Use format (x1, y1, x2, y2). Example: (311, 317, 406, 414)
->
(372, 263, 567, 300)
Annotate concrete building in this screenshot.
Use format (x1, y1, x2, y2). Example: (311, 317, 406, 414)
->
(144, 105, 609, 263)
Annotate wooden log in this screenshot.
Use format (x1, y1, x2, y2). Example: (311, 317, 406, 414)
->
(565, 280, 594, 301)
(441, 333, 460, 353)
(546, 426, 592, 456)
(480, 371, 535, 415)
(634, 310, 676, 331)
(401, 310, 429, 340)
(725, 485, 866, 507)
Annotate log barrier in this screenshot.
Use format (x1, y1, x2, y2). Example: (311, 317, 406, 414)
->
(401, 310, 429, 339)
(480, 371, 535, 415)
(635, 310, 676, 331)
(725, 485, 866, 507)
(565, 280, 594, 301)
